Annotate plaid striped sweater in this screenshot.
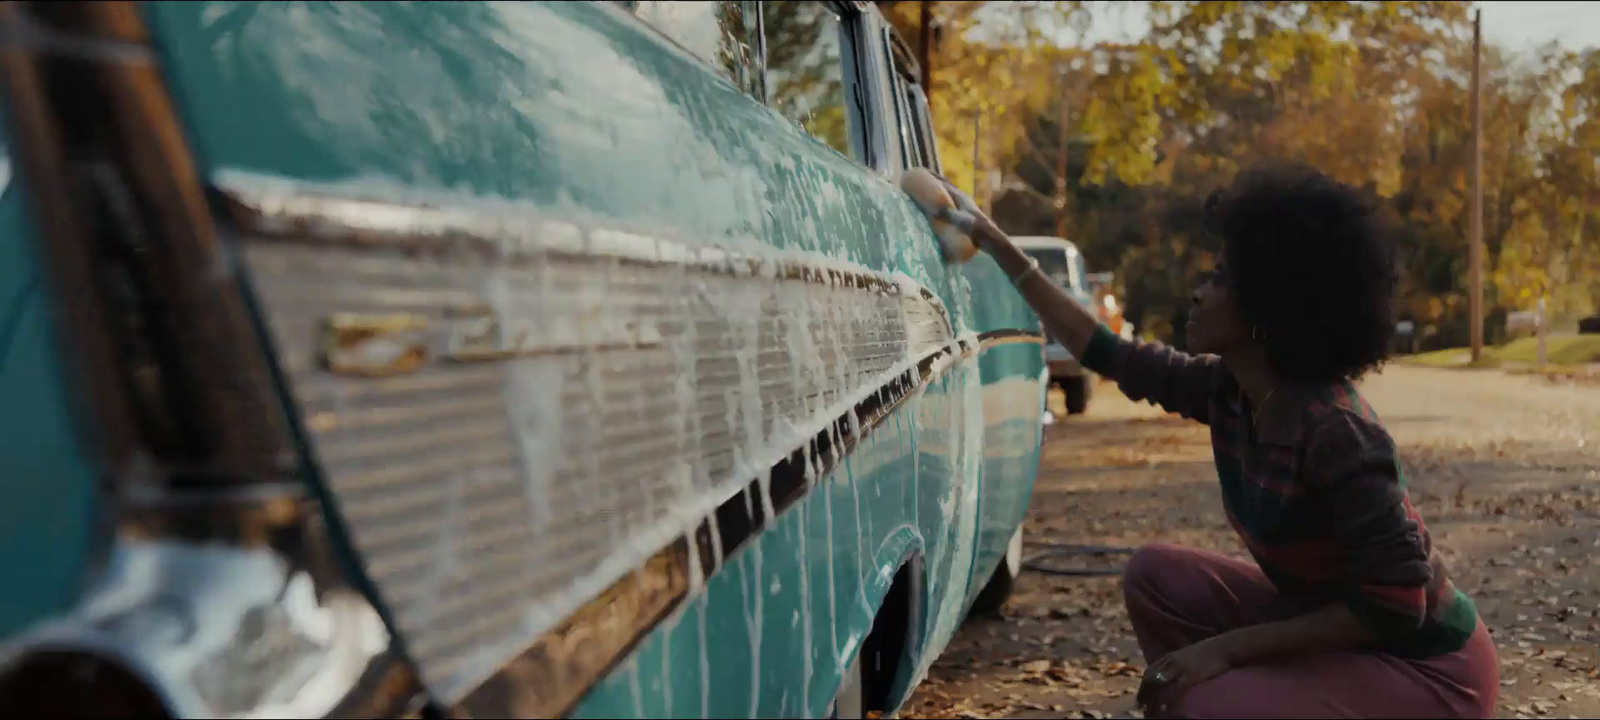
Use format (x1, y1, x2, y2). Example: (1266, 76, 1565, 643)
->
(1082, 327, 1479, 659)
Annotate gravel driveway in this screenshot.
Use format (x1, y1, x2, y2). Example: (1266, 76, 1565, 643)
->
(903, 365, 1600, 719)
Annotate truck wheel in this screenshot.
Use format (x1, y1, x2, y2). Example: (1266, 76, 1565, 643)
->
(1062, 376, 1090, 415)
(969, 525, 1023, 618)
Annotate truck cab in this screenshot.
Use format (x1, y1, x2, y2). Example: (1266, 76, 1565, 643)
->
(1012, 236, 1095, 415)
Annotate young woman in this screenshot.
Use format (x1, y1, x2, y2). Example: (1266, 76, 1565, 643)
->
(945, 162, 1498, 718)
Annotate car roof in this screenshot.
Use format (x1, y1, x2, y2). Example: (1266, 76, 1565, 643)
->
(1011, 236, 1080, 254)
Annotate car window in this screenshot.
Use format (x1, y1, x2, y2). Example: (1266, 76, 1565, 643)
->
(1024, 248, 1079, 292)
(879, 33, 910, 170)
(905, 83, 939, 173)
(883, 45, 921, 170)
(624, 1, 762, 99)
(761, 1, 858, 160)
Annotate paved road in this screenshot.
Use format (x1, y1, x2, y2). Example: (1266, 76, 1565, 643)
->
(904, 365, 1600, 719)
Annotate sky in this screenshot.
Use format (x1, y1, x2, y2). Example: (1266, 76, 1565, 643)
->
(1079, 1, 1600, 53)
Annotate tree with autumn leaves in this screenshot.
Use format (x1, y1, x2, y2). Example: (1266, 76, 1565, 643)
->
(877, 1, 1600, 350)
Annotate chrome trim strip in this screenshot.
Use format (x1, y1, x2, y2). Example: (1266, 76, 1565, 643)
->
(976, 329, 1047, 349)
(212, 170, 955, 340)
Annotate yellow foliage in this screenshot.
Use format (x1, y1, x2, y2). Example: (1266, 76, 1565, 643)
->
(879, 1, 1596, 339)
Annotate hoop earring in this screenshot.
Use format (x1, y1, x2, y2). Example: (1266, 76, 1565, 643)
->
(1251, 327, 1266, 342)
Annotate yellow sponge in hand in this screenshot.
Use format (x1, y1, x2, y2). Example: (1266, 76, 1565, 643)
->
(900, 168, 981, 264)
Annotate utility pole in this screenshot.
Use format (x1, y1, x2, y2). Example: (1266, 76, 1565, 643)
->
(1056, 64, 1071, 240)
(918, 2, 935, 98)
(972, 109, 983, 209)
(1469, 7, 1485, 361)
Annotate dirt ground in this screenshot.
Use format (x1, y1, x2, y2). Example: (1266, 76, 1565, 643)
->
(903, 365, 1600, 719)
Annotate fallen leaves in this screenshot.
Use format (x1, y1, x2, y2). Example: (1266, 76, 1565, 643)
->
(905, 374, 1600, 720)
(1019, 659, 1051, 675)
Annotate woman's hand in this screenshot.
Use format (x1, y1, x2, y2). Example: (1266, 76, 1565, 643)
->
(1136, 633, 1240, 714)
(921, 174, 1105, 359)
(1135, 606, 1379, 715)
(935, 174, 982, 218)
(932, 174, 1005, 248)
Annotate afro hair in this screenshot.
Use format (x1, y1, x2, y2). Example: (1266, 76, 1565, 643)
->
(1206, 161, 1398, 384)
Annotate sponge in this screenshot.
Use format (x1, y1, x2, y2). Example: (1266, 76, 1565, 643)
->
(900, 168, 981, 264)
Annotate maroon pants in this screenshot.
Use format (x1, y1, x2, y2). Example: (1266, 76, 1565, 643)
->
(1122, 543, 1500, 719)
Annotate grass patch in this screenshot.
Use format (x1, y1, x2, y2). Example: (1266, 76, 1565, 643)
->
(1402, 335, 1600, 368)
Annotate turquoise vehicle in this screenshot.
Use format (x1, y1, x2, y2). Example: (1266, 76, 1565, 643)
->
(0, 1, 1047, 718)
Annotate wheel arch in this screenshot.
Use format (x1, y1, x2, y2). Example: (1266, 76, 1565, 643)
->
(828, 525, 928, 717)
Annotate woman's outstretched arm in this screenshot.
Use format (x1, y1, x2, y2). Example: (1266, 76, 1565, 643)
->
(950, 182, 1222, 423)
(976, 225, 1102, 359)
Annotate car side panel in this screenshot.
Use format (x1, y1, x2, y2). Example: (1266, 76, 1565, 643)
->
(145, 1, 986, 716)
(0, 120, 102, 644)
(959, 254, 1047, 606)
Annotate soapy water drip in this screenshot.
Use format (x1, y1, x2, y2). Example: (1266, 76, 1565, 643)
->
(741, 523, 764, 718)
(800, 496, 817, 707)
(628, 657, 645, 717)
(697, 601, 711, 719)
(660, 622, 674, 710)
(847, 446, 870, 619)
(823, 423, 842, 677)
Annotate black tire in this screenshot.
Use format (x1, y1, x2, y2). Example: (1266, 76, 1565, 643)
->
(968, 525, 1023, 618)
(1061, 375, 1091, 415)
